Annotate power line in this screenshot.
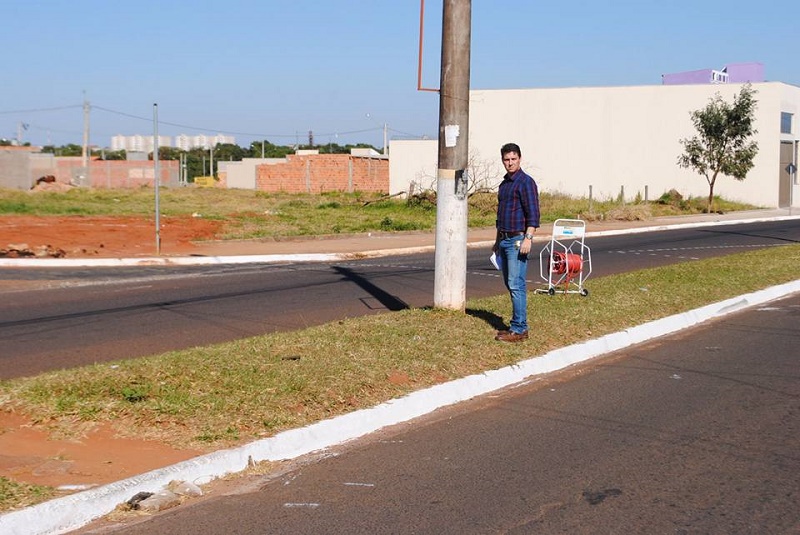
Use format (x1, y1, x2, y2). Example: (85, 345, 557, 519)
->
(2, 102, 431, 143)
(92, 105, 390, 139)
(0, 104, 82, 114)
(94, 105, 432, 140)
(26, 123, 83, 135)
(388, 126, 428, 138)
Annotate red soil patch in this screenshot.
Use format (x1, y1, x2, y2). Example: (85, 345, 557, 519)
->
(0, 215, 223, 501)
(0, 411, 202, 491)
(0, 215, 224, 258)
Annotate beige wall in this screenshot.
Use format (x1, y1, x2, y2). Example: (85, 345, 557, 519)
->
(54, 158, 179, 188)
(388, 139, 505, 195)
(388, 82, 800, 208)
(0, 147, 49, 189)
(468, 82, 800, 207)
(388, 139, 438, 195)
(222, 158, 286, 190)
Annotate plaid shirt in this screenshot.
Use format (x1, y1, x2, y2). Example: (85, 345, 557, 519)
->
(496, 169, 540, 232)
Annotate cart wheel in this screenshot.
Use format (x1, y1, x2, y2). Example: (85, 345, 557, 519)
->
(548, 287, 556, 296)
(580, 288, 589, 297)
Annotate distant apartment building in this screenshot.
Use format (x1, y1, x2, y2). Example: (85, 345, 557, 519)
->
(174, 134, 235, 150)
(111, 133, 235, 152)
(111, 135, 172, 153)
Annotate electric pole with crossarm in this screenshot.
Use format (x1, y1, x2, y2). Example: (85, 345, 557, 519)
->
(433, 0, 471, 310)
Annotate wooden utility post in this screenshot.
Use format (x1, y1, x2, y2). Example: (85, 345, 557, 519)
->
(434, 0, 471, 310)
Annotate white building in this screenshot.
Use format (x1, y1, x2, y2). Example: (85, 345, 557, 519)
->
(112, 134, 236, 152)
(390, 81, 799, 208)
(111, 134, 172, 153)
(174, 134, 235, 151)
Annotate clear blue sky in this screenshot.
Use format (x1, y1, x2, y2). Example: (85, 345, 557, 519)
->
(2, 0, 796, 149)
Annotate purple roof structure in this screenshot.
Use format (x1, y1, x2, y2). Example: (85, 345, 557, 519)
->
(662, 62, 764, 85)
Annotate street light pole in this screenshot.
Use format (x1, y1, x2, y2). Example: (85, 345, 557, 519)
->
(81, 93, 90, 185)
(153, 103, 161, 255)
(433, 0, 471, 310)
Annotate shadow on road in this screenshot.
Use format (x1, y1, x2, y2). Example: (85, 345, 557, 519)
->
(332, 266, 409, 311)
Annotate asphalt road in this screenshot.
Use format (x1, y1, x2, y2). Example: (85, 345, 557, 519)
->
(1, 220, 798, 379)
(82, 292, 800, 534)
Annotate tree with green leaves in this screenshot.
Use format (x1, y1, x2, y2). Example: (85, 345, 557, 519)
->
(249, 140, 295, 158)
(150, 147, 183, 161)
(213, 142, 247, 162)
(99, 149, 127, 160)
(40, 143, 83, 156)
(677, 84, 759, 213)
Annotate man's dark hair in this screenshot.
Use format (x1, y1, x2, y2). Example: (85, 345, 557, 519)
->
(501, 143, 521, 158)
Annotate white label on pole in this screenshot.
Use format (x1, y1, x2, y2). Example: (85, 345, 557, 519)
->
(444, 125, 460, 147)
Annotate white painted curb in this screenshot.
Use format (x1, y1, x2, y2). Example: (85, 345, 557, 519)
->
(0, 253, 344, 268)
(2, 279, 798, 535)
(582, 214, 800, 238)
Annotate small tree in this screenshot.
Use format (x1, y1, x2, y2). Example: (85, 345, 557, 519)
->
(677, 84, 759, 213)
(415, 151, 501, 196)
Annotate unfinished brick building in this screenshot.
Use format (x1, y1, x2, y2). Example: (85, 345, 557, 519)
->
(254, 153, 389, 194)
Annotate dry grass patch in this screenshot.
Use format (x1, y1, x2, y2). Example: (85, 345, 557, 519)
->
(2, 188, 760, 242)
(0, 477, 56, 512)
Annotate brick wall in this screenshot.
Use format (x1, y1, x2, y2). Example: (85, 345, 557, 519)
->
(255, 154, 388, 193)
(55, 158, 180, 188)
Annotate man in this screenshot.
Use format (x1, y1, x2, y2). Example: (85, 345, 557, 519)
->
(493, 143, 540, 342)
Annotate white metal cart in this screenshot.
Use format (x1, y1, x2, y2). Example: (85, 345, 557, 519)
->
(537, 218, 592, 296)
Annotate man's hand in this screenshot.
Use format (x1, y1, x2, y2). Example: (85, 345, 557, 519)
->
(520, 228, 536, 255)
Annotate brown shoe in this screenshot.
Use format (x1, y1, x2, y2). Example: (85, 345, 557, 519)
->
(495, 330, 528, 343)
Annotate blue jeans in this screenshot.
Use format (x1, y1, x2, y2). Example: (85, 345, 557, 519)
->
(499, 236, 529, 334)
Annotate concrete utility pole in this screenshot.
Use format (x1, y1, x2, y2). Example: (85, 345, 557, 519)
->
(153, 104, 161, 255)
(433, 0, 471, 310)
(81, 93, 90, 184)
(17, 122, 28, 145)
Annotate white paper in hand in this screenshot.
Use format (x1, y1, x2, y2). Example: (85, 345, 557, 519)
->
(490, 252, 503, 271)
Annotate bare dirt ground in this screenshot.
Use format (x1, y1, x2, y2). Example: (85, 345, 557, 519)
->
(0, 214, 224, 258)
(0, 411, 202, 490)
(0, 215, 223, 504)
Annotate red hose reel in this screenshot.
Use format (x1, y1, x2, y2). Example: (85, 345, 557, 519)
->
(549, 251, 583, 275)
(537, 219, 592, 297)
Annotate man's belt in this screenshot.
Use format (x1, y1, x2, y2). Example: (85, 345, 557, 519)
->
(498, 231, 524, 239)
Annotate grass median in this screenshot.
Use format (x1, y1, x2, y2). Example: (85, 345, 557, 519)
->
(1, 244, 798, 511)
(1, 187, 774, 511)
(2, 244, 798, 456)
